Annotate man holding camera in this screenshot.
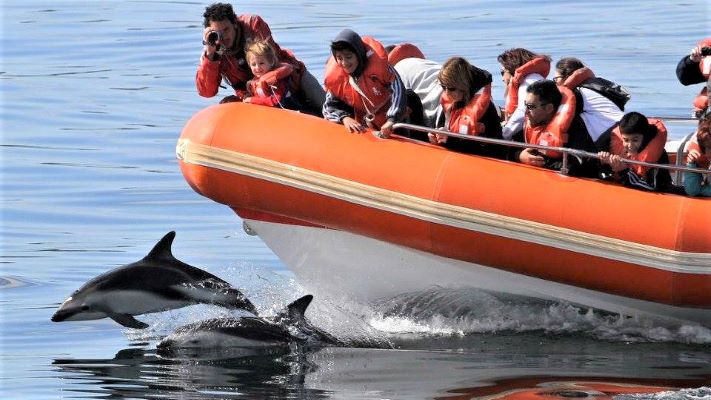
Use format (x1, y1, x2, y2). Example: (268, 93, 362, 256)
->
(676, 38, 711, 118)
(196, 3, 325, 113)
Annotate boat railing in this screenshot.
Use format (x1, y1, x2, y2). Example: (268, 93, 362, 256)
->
(391, 122, 709, 178)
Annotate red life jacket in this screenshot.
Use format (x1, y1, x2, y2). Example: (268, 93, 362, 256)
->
(504, 57, 550, 117)
(561, 67, 595, 89)
(523, 86, 576, 159)
(611, 119, 668, 176)
(387, 43, 425, 66)
(686, 135, 711, 169)
(324, 36, 394, 129)
(441, 84, 492, 135)
(693, 38, 711, 116)
(246, 63, 295, 98)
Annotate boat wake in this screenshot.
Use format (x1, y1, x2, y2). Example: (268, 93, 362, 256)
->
(370, 286, 711, 345)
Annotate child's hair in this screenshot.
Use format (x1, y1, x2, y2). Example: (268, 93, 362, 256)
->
(698, 117, 711, 149)
(245, 38, 278, 67)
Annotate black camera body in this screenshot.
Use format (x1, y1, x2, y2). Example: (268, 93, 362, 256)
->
(206, 30, 222, 46)
(701, 46, 711, 57)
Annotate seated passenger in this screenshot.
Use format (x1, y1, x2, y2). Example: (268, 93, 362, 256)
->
(509, 80, 598, 177)
(387, 43, 444, 131)
(243, 39, 301, 110)
(597, 112, 673, 192)
(428, 57, 504, 158)
(676, 38, 711, 118)
(498, 48, 551, 140)
(322, 29, 406, 137)
(554, 57, 628, 142)
(684, 117, 711, 197)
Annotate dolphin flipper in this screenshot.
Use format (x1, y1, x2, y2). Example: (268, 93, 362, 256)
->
(107, 312, 149, 329)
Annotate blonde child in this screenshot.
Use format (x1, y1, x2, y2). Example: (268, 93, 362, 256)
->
(243, 39, 301, 110)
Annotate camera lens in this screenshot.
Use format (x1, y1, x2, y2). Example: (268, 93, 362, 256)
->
(700, 46, 711, 57)
(206, 30, 220, 46)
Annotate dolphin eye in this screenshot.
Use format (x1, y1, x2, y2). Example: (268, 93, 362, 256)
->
(81, 305, 90, 311)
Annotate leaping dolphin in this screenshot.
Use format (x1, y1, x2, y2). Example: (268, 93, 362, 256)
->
(51, 231, 257, 329)
(157, 295, 339, 349)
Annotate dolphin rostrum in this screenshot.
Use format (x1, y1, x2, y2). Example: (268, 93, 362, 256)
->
(51, 231, 257, 329)
(157, 294, 339, 349)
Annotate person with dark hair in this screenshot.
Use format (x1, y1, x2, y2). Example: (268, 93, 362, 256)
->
(509, 80, 598, 177)
(676, 38, 711, 118)
(597, 112, 673, 192)
(195, 3, 325, 113)
(497, 48, 551, 140)
(554, 57, 628, 141)
(683, 117, 711, 197)
(322, 29, 406, 137)
(428, 57, 504, 158)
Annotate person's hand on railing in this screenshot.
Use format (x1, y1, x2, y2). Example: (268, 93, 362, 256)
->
(598, 151, 627, 172)
(686, 149, 702, 164)
(519, 148, 546, 167)
(428, 129, 448, 145)
(342, 117, 366, 133)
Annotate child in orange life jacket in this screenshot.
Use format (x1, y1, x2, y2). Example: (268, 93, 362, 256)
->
(322, 29, 407, 138)
(597, 112, 673, 192)
(429, 57, 504, 158)
(684, 117, 711, 197)
(242, 39, 301, 110)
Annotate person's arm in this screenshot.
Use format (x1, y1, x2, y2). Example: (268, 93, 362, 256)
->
(196, 51, 223, 98)
(245, 80, 287, 107)
(385, 67, 407, 122)
(322, 92, 353, 123)
(676, 54, 705, 86)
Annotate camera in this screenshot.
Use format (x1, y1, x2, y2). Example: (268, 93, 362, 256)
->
(206, 30, 221, 46)
(701, 46, 711, 57)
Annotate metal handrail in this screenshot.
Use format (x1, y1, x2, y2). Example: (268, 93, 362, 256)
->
(390, 122, 710, 177)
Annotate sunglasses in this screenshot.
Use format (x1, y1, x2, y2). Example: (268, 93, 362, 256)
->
(524, 102, 548, 111)
(440, 84, 460, 92)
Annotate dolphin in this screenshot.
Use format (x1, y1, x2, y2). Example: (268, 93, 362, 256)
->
(51, 231, 257, 329)
(157, 295, 339, 349)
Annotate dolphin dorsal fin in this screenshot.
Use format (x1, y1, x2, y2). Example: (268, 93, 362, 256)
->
(286, 294, 313, 321)
(144, 231, 177, 262)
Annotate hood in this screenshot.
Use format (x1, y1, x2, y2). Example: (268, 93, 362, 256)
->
(331, 29, 367, 77)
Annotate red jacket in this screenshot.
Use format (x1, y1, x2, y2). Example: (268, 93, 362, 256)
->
(196, 14, 304, 98)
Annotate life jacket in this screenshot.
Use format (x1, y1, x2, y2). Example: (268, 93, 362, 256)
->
(685, 134, 711, 170)
(561, 67, 630, 111)
(692, 38, 711, 116)
(504, 57, 550, 117)
(246, 63, 295, 98)
(610, 118, 668, 177)
(387, 43, 425, 66)
(523, 86, 576, 159)
(441, 84, 492, 135)
(324, 36, 394, 129)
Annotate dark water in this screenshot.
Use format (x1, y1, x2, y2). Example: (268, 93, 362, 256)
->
(2, 1, 710, 398)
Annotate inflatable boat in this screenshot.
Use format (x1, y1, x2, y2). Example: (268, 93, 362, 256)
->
(177, 103, 711, 326)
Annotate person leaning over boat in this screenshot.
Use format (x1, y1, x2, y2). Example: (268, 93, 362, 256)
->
(195, 3, 325, 114)
(508, 79, 598, 177)
(242, 39, 301, 110)
(676, 38, 711, 118)
(554, 57, 627, 142)
(596, 112, 675, 192)
(322, 29, 406, 138)
(498, 48, 551, 140)
(428, 57, 505, 158)
(683, 117, 711, 197)
(386, 44, 445, 132)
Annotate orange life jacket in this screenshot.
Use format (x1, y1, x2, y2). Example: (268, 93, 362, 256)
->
(246, 63, 295, 97)
(692, 38, 711, 116)
(441, 84, 492, 135)
(387, 43, 425, 66)
(523, 86, 576, 159)
(686, 134, 711, 169)
(324, 36, 394, 129)
(610, 118, 668, 176)
(504, 57, 550, 117)
(561, 67, 595, 89)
